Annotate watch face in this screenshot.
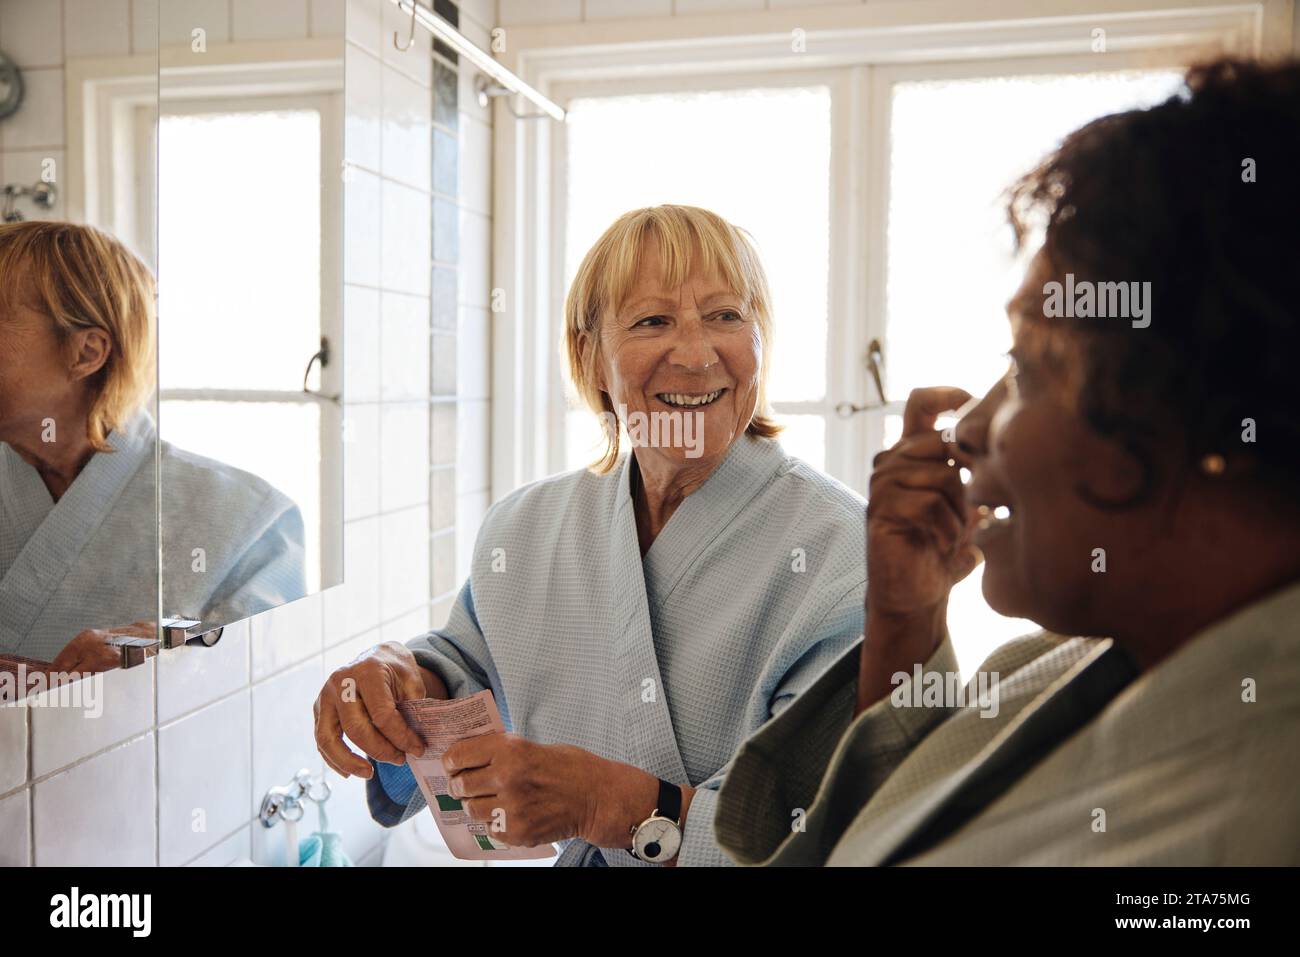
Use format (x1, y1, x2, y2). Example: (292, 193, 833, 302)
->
(633, 816, 682, 863)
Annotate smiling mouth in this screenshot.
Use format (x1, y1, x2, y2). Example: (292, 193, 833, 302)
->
(656, 389, 726, 408)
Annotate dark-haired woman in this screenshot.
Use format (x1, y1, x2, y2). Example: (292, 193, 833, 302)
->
(713, 57, 1300, 866)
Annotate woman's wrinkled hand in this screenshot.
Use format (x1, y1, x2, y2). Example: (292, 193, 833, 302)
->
(51, 620, 156, 674)
(443, 736, 657, 850)
(313, 641, 439, 779)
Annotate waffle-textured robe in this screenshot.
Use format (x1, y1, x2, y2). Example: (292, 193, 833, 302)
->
(0, 410, 306, 661)
(366, 435, 867, 866)
(714, 580, 1300, 865)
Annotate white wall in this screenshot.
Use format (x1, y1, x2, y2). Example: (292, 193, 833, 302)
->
(0, 0, 494, 868)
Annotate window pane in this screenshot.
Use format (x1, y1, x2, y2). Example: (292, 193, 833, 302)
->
(884, 69, 1184, 399)
(161, 401, 322, 593)
(774, 414, 825, 473)
(158, 109, 322, 392)
(564, 86, 832, 418)
(881, 69, 1182, 672)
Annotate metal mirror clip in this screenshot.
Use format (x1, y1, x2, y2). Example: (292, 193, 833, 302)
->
(161, 617, 224, 649)
(107, 635, 161, 669)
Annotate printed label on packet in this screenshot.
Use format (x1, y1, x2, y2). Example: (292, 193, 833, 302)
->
(397, 690, 555, 861)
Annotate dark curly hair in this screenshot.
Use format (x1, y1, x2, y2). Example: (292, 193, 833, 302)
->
(1006, 57, 1300, 502)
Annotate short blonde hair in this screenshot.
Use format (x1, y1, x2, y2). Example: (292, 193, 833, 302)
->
(0, 221, 156, 452)
(563, 205, 782, 473)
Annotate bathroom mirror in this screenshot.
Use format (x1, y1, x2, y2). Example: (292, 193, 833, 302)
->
(0, 0, 161, 678)
(155, 0, 345, 636)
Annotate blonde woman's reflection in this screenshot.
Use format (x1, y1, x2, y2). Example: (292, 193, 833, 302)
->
(0, 221, 306, 671)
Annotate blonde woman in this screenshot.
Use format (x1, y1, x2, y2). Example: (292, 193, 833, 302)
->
(0, 221, 305, 671)
(315, 205, 866, 866)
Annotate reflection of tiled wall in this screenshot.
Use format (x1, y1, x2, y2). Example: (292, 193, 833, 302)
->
(0, 0, 494, 868)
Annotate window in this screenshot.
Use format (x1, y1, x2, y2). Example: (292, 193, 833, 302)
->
(525, 14, 1242, 676)
(877, 62, 1186, 671)
(560, 81, 833, 473)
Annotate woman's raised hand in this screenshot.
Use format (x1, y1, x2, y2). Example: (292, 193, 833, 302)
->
(859, 386, 981, 712)
(313, 641, 441, 778)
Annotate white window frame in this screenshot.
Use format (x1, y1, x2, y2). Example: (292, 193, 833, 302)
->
(490, 0, 1291, 499)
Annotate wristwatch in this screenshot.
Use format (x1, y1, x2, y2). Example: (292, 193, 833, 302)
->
(629, 779, 684, 864)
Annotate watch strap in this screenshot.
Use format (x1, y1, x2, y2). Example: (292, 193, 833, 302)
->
(655, 778, 682, 824)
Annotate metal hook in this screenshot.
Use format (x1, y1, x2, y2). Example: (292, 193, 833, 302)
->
(302, 336, 341, 403)
(393, 0, 418, 51)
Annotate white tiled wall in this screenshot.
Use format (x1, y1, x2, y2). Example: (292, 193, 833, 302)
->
(0, 0, 495, 868)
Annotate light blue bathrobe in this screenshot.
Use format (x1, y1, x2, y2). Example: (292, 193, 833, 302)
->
(367, 434, 866, 866)
(0, 410, 306, 661)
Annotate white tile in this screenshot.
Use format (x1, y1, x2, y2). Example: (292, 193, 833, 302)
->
(30, 663, 154, 778)
(675, 0, 763, 14)
(158, 0, 232, 47)
(456, 399, 489, 493)
(340, 516, 382, 639)
(585, 0, 671, 20)
(381, 0, 431, 87)
(381, 505, 430, 615)
(311, 0, 345, 38)
(344, 167, 381, 287)
(343, 402, 381, 520)
(0, 701, 27, 794)
(457, 0, 495, 31)
(344, 42, 382, 171)
(498, 0, 580, 26)
(34, 734, 155, 866)
(158, 691, 250, 866)
(158, 618, 251, 725)
(381, 64, 432, 190)
(64, 0, 132, 58)
(459, 113, 491, 217)
(250, 593, 324, 682)
(250, 657, 324, 828)
(380, 603, 428, 642)
(0, 789, 30, 866)
(345, 0, 382, 56)
(380, 402, 430, 512)
(131, 0, 158, 55)
(1, 68, 63, 151)
(457, 306, 490, 401)
(343, 282, 381, 400)
(457, 8, 491, 50)
(770, 0, 855, 7)
(381, 291, 431, 401)
(380, 178, 431, 296)
(0, 0, 64, 68)
(430, 591, 453, 626)
(185, 824, 251, 866)
(322, 628, 381, 671)
(231, 0, 309, 41)
(459, 206, 490, 308)
(455, 490, 489, 580)
(320, 768, 386, 866)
